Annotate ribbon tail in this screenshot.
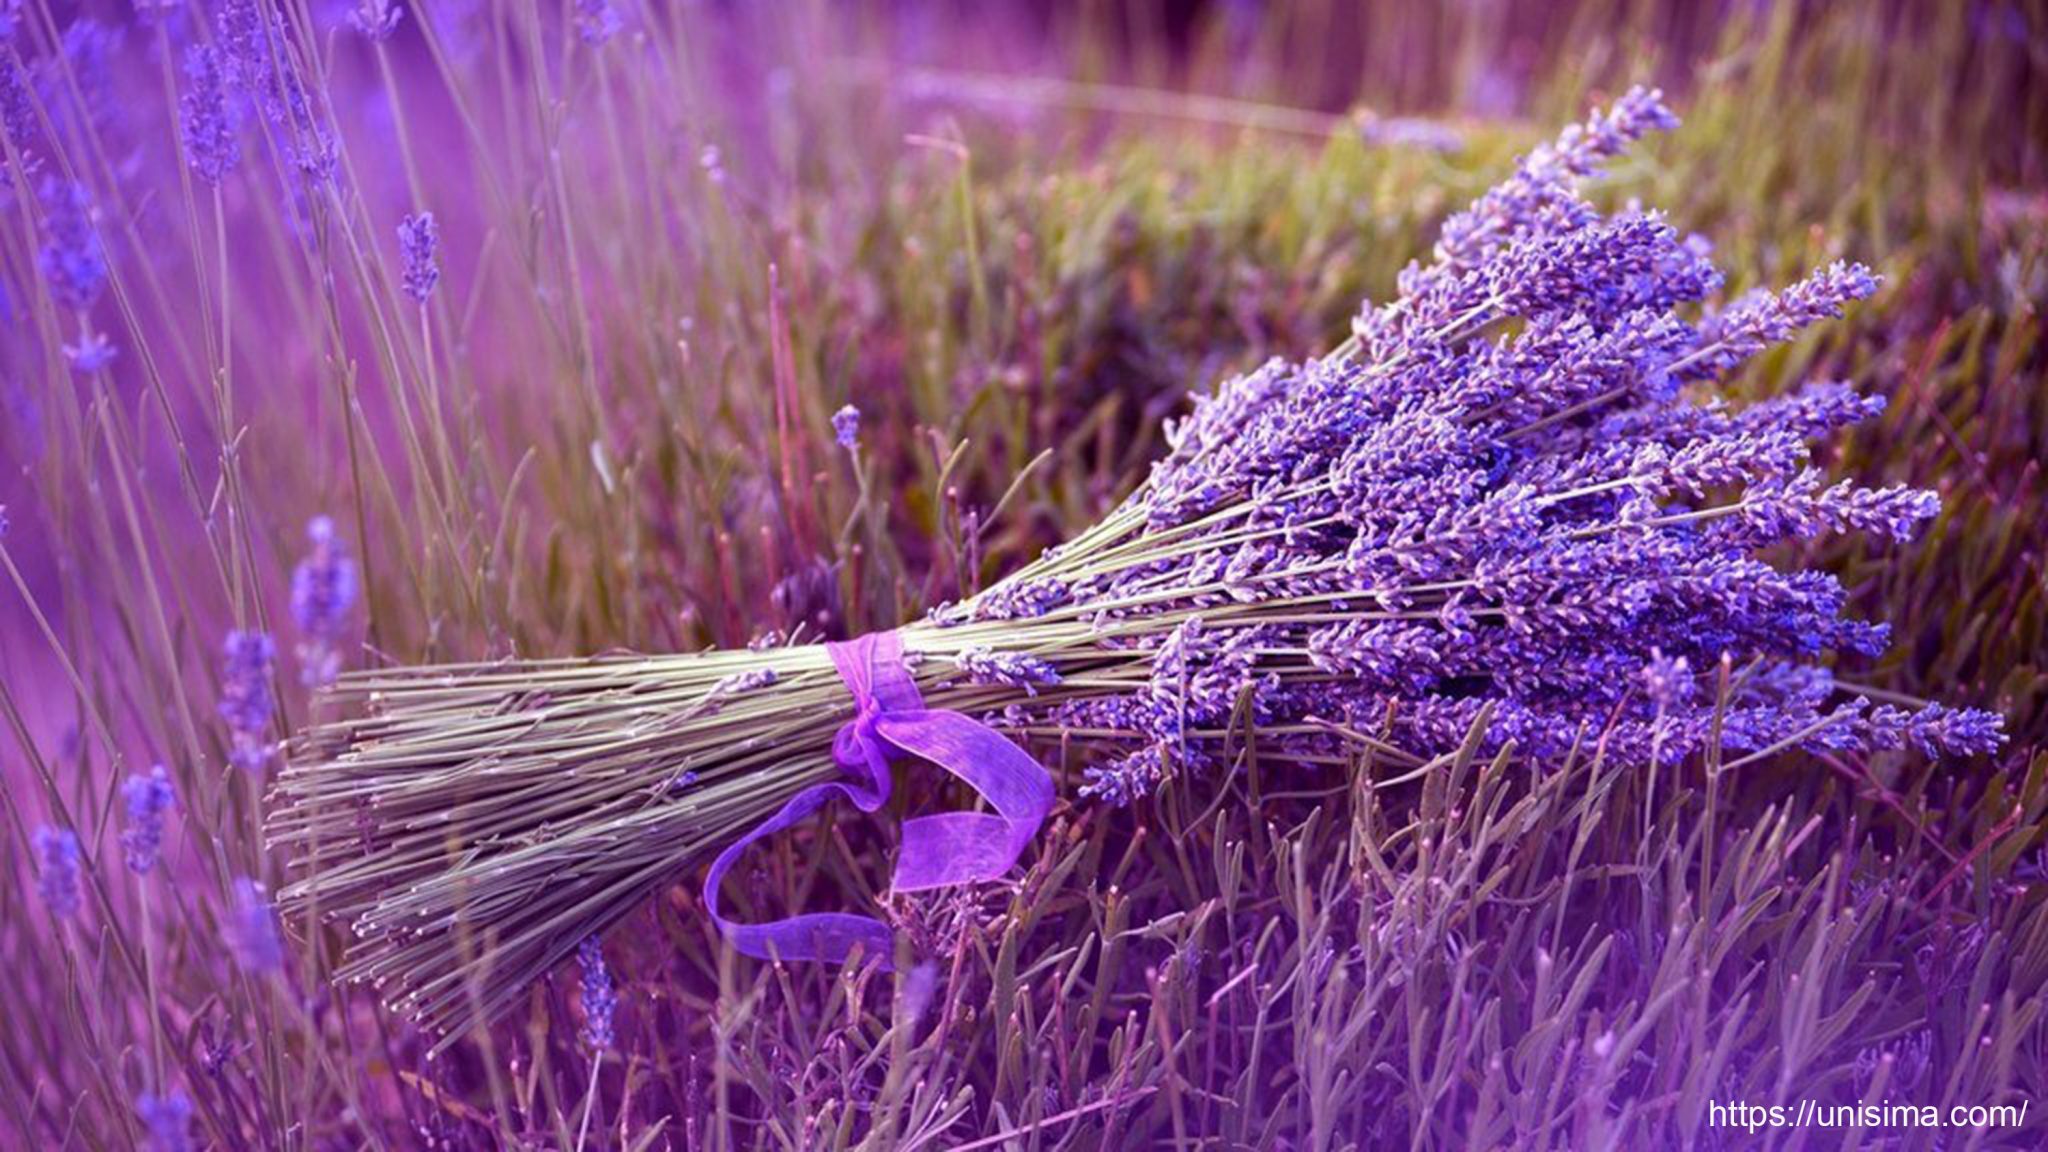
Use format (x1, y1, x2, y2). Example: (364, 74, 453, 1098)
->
(876, 710, 1055, 894)
(702, 778, 895, 967)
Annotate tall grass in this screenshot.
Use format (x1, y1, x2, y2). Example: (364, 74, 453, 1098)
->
(0, 0, 2042, 1147)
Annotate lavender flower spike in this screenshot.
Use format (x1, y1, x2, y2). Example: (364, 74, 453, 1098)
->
(398, 212, 440, 303)
(122, 765, 177, 875)
(218, 630, 277, 773)
(1079, 743, 1170, 808)
(956, 646, 1062, 694)
(37, 179, 107, 312)
(832, 404, 861, 451)
(1681, 261, 1881, 378)
(576, 0, 623, 45)
(1434, 85, 1678, 273)
(180, 45, 241, 184)
(33, 825, 83, 920)
(578, 936, 617, 1050)
(292, 515, 358, 687)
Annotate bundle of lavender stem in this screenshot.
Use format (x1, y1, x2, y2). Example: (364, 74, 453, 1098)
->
(271, 88, 2001, 1039)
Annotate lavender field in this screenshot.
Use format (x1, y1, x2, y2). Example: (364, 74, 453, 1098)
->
(2, 2, 2045, 1149)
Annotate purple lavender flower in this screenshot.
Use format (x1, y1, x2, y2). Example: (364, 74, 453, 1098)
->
(691, 667, 778, 718)
(122, 765, 176, 876)
(950, 574, 1069, 623)
(712, 667, 777, 695)
(216, 0, 336, 186)
(955, 646, 1062, 694)
(65, 330, 118, 374)
(578, 936, 617, 1050)
(575, 0, 623, 45)
(229, 877, 283, 973)
(1432, 86, 1678, 275)
(1, 44, 35, 159)
(1357, 86, 1677, 350)
(33, 825, 82, 920)
(1079, 743, 1170, 808)
(1681, 262, 1881, 379)
(949, 87, 2001, 800)
(398, 212, 440, 303)
(1308, 621, 1451, 695)
(1865, 703, 2008, 758)
(291, 515, 358, 687)
(138, 1091, 193, 1152)
(216, 0, 269, 90)
(1730, 472, 1940, 544)
(180, 45, 243, 184)
(1905, 705, 2007, 757)
(36, 178, 107, 312)
(832, 404, 861, 451)
(218, 630, 276, 773)
(1640, 651, 1693, 711)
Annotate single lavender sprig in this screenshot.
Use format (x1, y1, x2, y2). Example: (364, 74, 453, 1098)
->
(291, 515, 358, 688)
(955, 646, 1061, 695)
(1, 52, 32, 162)
(180, 45, 242, 184)
(832, 404, 861, 451)
(1440, 85, 1679, 269)
(33, 825, 83, 920)
(577, 937, 616, 1051)
(1080, 744, 1169, 807)
(398, 212, 440, 303)
(708, 666, 777, 702)
(575, 0, 623, 45)
(1679, 261, 1881, 379)
(218, 630, 276, 773)
(36, 178, 107, 312)
(122, 765, 177, 876)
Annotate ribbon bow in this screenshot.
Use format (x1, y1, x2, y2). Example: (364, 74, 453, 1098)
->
(702, 631, 1054, 966)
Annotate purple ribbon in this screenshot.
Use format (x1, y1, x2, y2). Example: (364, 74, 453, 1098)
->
(702, 630, 1055, 966)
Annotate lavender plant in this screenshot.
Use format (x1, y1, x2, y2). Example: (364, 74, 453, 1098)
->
(290, 514, 357, 688)
(219, 630, 277, 773)
(32, 824, 82, 920)
(121, 765, 175, 875)
(272, 88, 2000, 1043)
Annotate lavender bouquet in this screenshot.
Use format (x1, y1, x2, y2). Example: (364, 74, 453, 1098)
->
(272, 88, 2001, 1040)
